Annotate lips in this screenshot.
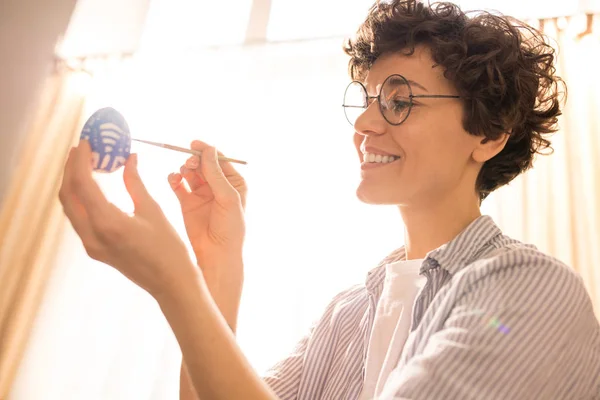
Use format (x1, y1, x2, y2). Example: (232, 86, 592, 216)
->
(361, 145, 401, 158)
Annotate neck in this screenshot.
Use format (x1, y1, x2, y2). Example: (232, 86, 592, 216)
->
(398, 191, 482, 260)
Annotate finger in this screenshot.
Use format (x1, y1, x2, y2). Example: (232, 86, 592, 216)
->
(59, 147, 104, 257)
(185, 155, 199, 170)
(168, 172, 190, 202)
(59, 148, 95, 236)
(184, 156, 208, 188)
(71, 140, 114, 224)
(180, 164, 206, 192)
(123, 153, 157, 215)
(181, 164, 198, 186)
(200, 146, 239, 204)
(191, 140, 240, 177)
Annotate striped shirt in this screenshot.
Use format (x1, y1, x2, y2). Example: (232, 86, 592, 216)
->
(263, 215, 600, 399)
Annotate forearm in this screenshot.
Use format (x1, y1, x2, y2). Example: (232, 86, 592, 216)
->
(179, 258, 243, 400)
(163, 271, 276, 400)
(200, 258, 243, 334)
(180, 363, 199, 400)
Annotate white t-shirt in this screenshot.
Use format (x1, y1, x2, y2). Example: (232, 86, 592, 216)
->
(359, 259, 426, 400)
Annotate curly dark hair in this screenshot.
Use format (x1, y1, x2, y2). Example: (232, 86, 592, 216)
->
(344, 0, 565, 201)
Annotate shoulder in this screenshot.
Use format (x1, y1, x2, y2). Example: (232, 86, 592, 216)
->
(467, 238, 582, 285)
(328, 283, 366, 304)
(457, 239, 596, 325)
(321, 284, 368, 321)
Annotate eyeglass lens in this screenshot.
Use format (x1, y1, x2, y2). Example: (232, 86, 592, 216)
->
(343, 75, 412, 126)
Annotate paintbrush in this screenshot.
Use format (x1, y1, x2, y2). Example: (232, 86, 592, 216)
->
(131, 138, 247, 165)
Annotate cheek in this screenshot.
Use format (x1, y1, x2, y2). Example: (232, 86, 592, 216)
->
(413, 108, 472, 160)
(394, 127, 472, 181)
(423, 140, 475, 191)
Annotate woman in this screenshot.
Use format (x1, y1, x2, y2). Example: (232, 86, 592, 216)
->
(59, 1, 600, 399)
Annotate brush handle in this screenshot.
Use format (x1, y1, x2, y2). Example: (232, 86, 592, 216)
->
(131, 138, 247, 165)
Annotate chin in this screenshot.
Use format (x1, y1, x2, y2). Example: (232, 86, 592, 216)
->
(356, 184, 404, 205)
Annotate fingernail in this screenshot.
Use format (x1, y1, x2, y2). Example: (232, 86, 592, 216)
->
(186, 156, 199, 168)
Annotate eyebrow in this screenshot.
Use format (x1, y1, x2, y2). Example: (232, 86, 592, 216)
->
(387, 76, 429, 92)
(409, 80, 429, 92)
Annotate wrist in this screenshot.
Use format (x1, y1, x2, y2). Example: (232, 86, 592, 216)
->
(198, 259, 244, 334)
(155, 268, 211, 314)
(196, 253, 244, 291)
(195, 250, 243, 269)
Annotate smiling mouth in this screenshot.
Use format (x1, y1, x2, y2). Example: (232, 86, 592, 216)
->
(362, 152, 401, 164)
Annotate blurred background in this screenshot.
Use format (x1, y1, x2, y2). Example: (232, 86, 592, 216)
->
(0, 0, 599, 398)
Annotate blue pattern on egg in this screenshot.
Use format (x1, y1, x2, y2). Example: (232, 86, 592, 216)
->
(80, 107, 131, 173)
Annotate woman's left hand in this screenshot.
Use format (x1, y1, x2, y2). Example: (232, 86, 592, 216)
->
(59, 140, 198, 298)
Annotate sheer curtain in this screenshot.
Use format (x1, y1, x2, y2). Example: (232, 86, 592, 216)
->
(483, 16, 600, 317)
(0, 63, 90, 399)
(10, 40, 404, 399)
(7, 59, 186, 400)
(9, 2, 600, 399)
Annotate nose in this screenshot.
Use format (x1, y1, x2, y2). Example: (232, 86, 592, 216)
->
(354, 100, 387, 137)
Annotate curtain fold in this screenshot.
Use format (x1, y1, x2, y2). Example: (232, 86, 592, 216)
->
(0, 64, 90, 398)
(2, 12, 599, 400)
(487, 16, 600, 317)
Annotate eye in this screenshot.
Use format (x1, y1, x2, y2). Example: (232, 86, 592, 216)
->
(392, 99, 411, 112)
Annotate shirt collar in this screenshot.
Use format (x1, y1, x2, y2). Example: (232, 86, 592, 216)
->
(425, 215, 502, 275)
(365, 247, 405, 295)
(365, 215, 502, 292)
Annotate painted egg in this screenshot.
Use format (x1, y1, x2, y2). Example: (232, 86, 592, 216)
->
(80, 107, 131, 173)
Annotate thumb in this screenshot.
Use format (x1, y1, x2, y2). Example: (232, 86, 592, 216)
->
(200, 146, 239, 204)
(123, 154, 156, 214)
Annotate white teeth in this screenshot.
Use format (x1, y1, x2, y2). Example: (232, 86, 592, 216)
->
(363, 152, 399, 163)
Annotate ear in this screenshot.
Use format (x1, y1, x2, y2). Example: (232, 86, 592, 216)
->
(471, 132, 510, 163)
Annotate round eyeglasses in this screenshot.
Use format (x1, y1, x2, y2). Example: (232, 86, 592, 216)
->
(342, 74, 461, 126)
